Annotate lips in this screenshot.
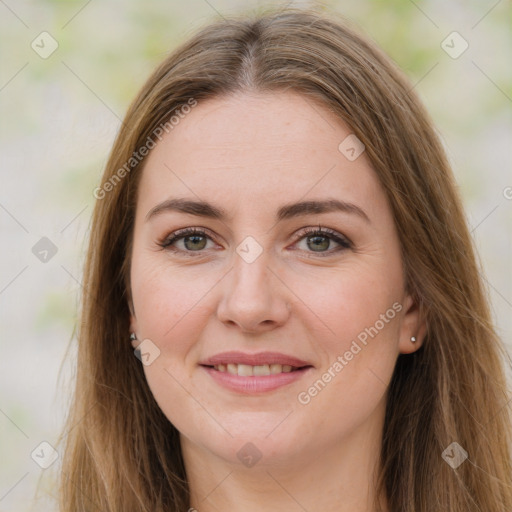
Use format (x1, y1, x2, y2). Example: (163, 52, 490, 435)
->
(213, 363, 299, 376)
(199, 351, 314, 393)
(199, 351, 312, 368)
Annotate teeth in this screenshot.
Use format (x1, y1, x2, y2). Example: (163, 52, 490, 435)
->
(253, 364, 270, 376)
(270, 364, 282, 374)
(237, 364, 253, 377)
(213, 363, 298, 376)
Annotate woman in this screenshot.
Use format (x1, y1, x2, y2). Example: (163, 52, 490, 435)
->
(58, 6, 512, 511)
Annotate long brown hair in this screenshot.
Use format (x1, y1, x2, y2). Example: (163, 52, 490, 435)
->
(57, 6, 512, 511)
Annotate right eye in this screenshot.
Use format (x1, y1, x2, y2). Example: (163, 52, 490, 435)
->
(158, 227, 219, 256)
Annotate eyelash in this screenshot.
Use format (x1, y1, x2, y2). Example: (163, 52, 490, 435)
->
(157, 225, 352, 258)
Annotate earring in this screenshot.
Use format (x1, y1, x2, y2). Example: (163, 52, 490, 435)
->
(410, 336, 417, 343)
(130, 332, 137, 342)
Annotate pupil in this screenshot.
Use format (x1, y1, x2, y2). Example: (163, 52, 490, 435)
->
(185, 235, 206, 250)
(308, 235, 329, 251)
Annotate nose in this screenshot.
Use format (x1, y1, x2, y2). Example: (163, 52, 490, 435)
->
(216, 249, 291, 334)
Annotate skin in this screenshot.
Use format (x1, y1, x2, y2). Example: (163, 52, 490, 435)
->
(129, 91, 426, 512)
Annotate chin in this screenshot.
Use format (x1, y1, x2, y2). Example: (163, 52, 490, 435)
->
(184, 420, 310, 469)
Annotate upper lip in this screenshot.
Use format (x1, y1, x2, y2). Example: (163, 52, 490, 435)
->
(199, 351, 313, 368)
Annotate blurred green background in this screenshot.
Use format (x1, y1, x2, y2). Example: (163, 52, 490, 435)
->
(1, 0, 511, 510)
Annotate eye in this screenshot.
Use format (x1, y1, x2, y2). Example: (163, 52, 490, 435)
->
(158, 225, 352, 258)
(292, 225, 352, 257)
(158, 227, 218, 256)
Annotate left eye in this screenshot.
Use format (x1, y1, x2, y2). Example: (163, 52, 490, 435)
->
(159, 226, 352, 257)
(292, 226, 352, 256)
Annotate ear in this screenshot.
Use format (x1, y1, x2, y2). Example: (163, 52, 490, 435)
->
(127, 293, 139, 348)
(398, 293, 427, 354)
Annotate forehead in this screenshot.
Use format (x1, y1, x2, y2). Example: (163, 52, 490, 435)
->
(137, 91, 388, 223)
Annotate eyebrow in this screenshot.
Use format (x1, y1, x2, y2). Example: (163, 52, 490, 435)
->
(145, 197, 371, 224)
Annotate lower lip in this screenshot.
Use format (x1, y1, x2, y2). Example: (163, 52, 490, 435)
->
(201, 365, 312, 394)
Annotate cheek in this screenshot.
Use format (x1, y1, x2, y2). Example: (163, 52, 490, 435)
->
(130, 260, 215, 431)
(131, 254, 218, 341)
(294, 261, 402, 347)
(293, 265, 402, 406)
(130, 261, 211, 414)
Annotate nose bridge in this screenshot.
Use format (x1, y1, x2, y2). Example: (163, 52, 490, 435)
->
(216, 239, 290, 331)
(232, 245, 270, 294)
(231, 230, 274, 290)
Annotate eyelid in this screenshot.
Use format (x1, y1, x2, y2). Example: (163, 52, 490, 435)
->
(289, 226, 352, 257)
(158, 225, 352, 256)
(158, 226, 219, 249)
(292, 225, 352, 247)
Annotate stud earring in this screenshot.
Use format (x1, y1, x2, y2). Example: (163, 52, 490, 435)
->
(130, 332, 137, 342)
(410, 336, 417, 343)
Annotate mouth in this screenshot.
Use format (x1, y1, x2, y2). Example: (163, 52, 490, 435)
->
(198, 351, 314, 394)
(202, 363, 310, 376)
(200, 364, 312, 394)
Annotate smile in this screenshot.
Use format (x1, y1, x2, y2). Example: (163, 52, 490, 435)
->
(200, 364, 313, 394)
(212, 363, 301, 376)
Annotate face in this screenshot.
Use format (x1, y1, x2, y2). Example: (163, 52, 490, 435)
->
(129, 91, 423, 469)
